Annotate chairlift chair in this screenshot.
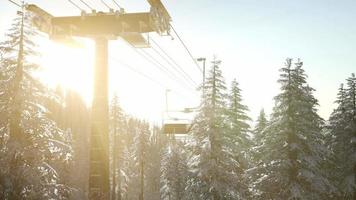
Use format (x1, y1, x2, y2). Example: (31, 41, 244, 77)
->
(162, 118, 191, 134)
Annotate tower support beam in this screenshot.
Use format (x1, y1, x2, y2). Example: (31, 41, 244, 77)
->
(89, 38, 109, 200)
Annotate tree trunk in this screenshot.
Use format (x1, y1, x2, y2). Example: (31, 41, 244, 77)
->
(8, 10, 25, 200)
(139, 153, 144, 200)
(112, 132, 117, 200)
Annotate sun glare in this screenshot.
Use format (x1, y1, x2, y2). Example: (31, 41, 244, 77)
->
(39, 39, 94, 104)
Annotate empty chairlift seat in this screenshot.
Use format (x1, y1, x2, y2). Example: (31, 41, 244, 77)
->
(163, 122, 190, 134)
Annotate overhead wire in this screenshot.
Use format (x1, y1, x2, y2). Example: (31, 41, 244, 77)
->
(112, 0, 122, 9)
(109, 56, 195, 100)
(78, 0, 94, 10)
(7, 0, 22, 8)
(100, 0, 112, 10)
(149, 46, 197, 87)
(66, 0, 84, 11)
(170, 24, 203, 73)
(124, 42, 196, 91)
(147, 47, 198, 88)
(110, 56, 164, 88)
(131, 47, 177, 81)
(138, 48, 197, 90)
(150, 37, 198, 87)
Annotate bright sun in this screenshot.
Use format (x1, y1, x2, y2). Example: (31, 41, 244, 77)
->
(39, 38, 94, 104)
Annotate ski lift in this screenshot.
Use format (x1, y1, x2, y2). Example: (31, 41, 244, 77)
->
(163, 119, 191, 134)
(162, 108, 198, 134)
(162, 89, 198, 134)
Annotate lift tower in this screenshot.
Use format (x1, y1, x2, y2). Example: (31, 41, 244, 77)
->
(26, 1, 171, 199)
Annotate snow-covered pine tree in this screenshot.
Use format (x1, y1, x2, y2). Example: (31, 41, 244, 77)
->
(120, 137, 135, 200)
(345, 73, 356, 199)
(253, 109, 268, 144)
(186, 57, 247, 199)
(0, 11, 71, 199)
(249, 109, 268, 194)
(121, 118, 151, 200)
(160, 136, 188, 200)
(226, 79, 251, 197)
(252, 58, 334, 199)
(43, 87, 75, 200)
(121, 118, 139, 200)
(109, 94, 126, 200)
(120, 123, 159, 200)
(328, 73, 356, 199)
(326, 83, 348, 199)
(145, 128, 163, 200)
(61, 89, 90, 200)
(227, 79, 251, 136)
(136, 121, 150, 200)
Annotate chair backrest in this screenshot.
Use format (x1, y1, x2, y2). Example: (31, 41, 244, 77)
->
(163, 123, 188, 134)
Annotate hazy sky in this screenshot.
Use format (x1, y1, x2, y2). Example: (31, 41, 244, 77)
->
(1, 0, 355, 123)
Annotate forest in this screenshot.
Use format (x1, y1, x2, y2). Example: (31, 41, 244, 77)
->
(0, 8, 355, 200)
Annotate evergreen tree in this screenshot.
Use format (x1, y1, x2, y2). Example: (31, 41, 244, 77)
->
(226, 79, 251, 197)
(186, 57, 247, 199)
(109, 94, 126, 200)
(251, 58, 334, 199)
(64, 89, 90, 200)
(44, 87, 75, 200)
(160, 136, 188, 200)
(0, 11, 71, 199)
(328, 73, 356, 199)
(227, 79, 251, 136)
(136, 122, 150, 200)
(145, 129, 163, 200)
(120, 136, 136, 200)
(120, 118, 139, 200)
(249, 109, 268, 194)
(253, 109, 268, 144)
(121, 118, 151, 200)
